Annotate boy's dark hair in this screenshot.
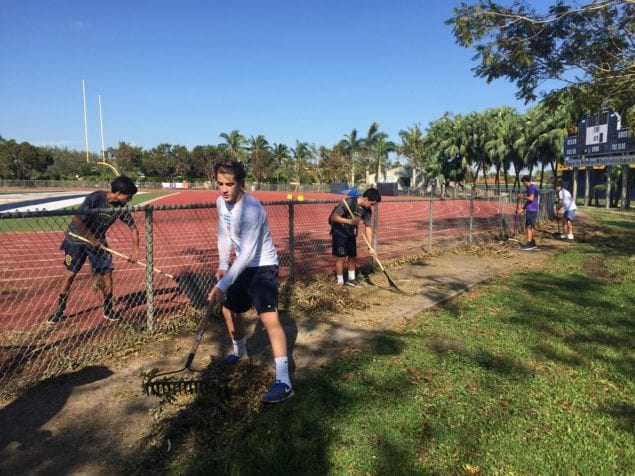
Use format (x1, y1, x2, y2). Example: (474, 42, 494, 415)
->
(214, 160, 246, 184)
(554, 180, 563, 188)
(111, 175, 138, 196)
(363, 187, 382, 203)
(521, 175, 531, 183)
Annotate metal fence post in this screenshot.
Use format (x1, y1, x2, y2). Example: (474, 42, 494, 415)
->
(145, 206, 155, 333)
(469, 196, 474, 243)
(499, 195, 506, 237)
(428, 199, 434, 252)
(288, 201, 295, 282)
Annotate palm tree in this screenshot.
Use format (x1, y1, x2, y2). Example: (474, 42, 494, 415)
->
(340, 129, 363, 186)
(373, 134, 396, 183)
(361, 122, 386, 184)
(218, 130, 246, 160)
(484, 107, 522, 190)
(398, 125, 425, 188)
(246, 135, 271, 185)
(271, 143, 291, 183)
(290, 141, 311, 185)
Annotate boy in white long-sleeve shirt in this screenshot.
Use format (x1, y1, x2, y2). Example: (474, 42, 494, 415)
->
(208, 160, 293, 403)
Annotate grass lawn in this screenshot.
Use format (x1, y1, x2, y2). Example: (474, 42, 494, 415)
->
(133, 210, 635, 475)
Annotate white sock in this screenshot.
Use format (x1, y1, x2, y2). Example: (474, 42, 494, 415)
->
(232, 337, 248, 357)
(348, 270, 356, 281)
(275, 356, 291, 387)
(336, 274, 344, 284)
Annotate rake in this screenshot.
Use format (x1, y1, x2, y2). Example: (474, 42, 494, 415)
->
(341, 199, 404, 294)
(67, 232, 208, 307)
(143, 300, 221, 396)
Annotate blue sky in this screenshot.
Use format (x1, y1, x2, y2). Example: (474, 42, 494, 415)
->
(1, 0, 557, 153)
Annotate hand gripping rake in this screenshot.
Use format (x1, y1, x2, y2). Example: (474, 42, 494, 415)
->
(341, 199, 404, 294)
(67, 232, 207, 307)
(143, 300, 220, 396)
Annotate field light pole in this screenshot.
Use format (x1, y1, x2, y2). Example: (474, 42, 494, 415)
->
(82, 80, 89, 163)
(99, 95, 106, 162)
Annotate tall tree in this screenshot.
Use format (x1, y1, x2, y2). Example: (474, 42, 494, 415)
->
(0, 140, 53, 179)
(399, 125, 426, 188)
(143, 144, 190, 181)
(484, 107, 522, 190)
(447, 0, 635, 112)
(271, 143, 291, 183)
(107, 141, 143, 174)
(191, 145, 228, 183)
(340, 129, 364, 186)
(246, 135, 272, 185)
(290, 141, 312, 184)
(218, 130, 246, 160)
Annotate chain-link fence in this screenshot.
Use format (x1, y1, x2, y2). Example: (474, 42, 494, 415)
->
(0, 192, 553, 394)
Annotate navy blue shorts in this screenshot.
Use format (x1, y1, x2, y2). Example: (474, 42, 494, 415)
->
(61, 238, 113, 274)
(525, 211, 538, 227)
(332, 229, 357, 258)
(224, 265, 279, 314)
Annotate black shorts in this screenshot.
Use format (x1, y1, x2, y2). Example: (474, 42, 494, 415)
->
(525, 211, 538, 227)
(224, 265, 279, 314)
(331, 229, 357, 258)
(61, 238, 113, 274)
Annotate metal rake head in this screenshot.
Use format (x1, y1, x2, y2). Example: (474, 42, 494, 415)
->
(143, 376, 219, 397)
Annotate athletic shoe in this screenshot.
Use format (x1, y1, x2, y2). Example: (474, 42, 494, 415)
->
(559, 233, 567, 239)
(103, 309, 120, 321)
(261, 380, 294, 403)
(47, 310, 64, 324)
(346, 279, 362, 287)
(520, 242, 537, 251)
(567, 234, 574, 240)
(220, 354, 244, 365)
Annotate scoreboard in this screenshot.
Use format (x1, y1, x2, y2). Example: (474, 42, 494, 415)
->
(563, 108, 635, 167)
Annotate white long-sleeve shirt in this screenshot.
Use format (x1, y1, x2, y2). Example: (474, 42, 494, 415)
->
(215, 193, 279, 293)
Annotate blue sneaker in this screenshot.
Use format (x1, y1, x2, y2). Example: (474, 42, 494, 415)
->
(221, 354, 244, 365)
(261, 380, 294, 403)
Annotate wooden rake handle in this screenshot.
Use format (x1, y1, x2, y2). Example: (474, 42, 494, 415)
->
(67, 231, 176, 280)
(341, 198, 386, 272)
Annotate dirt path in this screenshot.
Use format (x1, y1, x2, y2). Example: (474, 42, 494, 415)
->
(0, 229, 573, 475)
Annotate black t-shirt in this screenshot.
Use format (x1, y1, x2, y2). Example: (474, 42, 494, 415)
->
(67, 191, 135, 243)
(331, 197, 372, 236)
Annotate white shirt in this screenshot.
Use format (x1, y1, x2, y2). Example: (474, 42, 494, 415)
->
(215, 193, 278, 293)
(558, 188, 577, 211)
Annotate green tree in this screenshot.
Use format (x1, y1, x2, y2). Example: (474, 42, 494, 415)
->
(398, 125, 426, 188)
(246, 135, 272, 185)
(191, 145, 228, 183)
(447, 0, 635, 112)
(143, 144, 191, 181)
(317, 144, 349, 183)
(0, 140, 53, 179)
(45, 147, 96, 180)
(218, 130, 247, 160)
(270, 143, 291, 183)
(484, 107, 522, 190)
(340, 129, 364, 186)
(107, 142, 143, 175)
(290, 141, 312, 184)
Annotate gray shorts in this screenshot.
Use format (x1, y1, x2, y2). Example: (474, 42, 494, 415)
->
(563, 210, 575, 221)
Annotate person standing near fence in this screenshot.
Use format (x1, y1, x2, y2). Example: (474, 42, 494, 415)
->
(329, 188, 381, 286)
(554, 180, 577, 240)
(207, 160, 293, 404)
(518, 175, 539, 250)
(47, 175, 139, 324)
